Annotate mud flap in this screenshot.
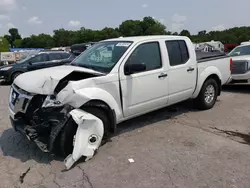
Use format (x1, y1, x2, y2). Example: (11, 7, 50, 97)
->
(64, 109, 104, 170)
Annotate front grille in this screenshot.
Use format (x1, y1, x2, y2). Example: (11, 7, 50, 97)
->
(9, 85, 34, 114)
(231, 61, 249, 74)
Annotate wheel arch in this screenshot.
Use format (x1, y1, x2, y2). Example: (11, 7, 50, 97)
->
(204, 74, 222, 96)
(192, 66, 222, 98)
(80, 99, 117, 134)
(10, 71, 24, 82)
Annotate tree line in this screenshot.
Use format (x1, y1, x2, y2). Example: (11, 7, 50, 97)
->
(1, 16, 250, 51)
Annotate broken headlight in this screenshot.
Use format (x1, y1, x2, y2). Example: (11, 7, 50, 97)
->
(42, 95, 63, 108)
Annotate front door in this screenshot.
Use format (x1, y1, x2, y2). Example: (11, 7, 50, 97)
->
(165, 40, 196, 105)
(119, 41, 169, 118)
(46, 53, 65, 67)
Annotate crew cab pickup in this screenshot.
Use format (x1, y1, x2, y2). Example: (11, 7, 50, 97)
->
(227, 42, 250, 83)
(8, 36, 232, 169)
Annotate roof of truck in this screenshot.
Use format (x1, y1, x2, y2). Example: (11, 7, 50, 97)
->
(103, 35, 189, 42)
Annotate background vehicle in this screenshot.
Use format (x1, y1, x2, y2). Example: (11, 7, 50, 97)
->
(9, 36, 232, 169)
(70, 42, 96, 56)
(227, 42, 250, 83)
(0, 50, 75, 83)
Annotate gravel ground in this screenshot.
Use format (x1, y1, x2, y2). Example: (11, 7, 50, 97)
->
(0, 84, 250, 188)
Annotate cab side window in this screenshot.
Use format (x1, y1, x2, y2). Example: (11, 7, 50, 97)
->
(49, 53, 63, 61)
(125, 42, 162, 73)
(29, 54, 47, 63)
(61, 53, 71, 59)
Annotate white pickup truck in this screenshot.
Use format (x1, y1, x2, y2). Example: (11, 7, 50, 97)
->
(227, 42, 250, 83)
(8, 35, 232, 169)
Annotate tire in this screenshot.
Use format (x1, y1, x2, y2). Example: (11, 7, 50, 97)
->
(58, 107, 109, 157)
(194, 78, 219, 110)
(11, 72, 22, 83)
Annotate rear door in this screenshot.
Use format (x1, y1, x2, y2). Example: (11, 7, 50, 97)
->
(27, 53, 49, 71)
(47, 53, 68, 67)
(165, 40, 196, 105)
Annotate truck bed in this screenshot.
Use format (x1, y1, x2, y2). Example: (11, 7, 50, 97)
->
(196, 51, 227, 63)
(197, 53, 231, 85)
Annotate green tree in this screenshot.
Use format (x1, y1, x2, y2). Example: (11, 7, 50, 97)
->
(14, 39, 22, 48)
(11, 16, 250, 48)
(21, 34, 55, 48)
(119, 20, 143, 36)
(53, 29, 76, 46)
(179, 29, 191, 37)
(4, 28, 22, 47)
(198, 30, 206, 36)
(100, 27, 121, 39)
(141, 16, 167, 35)
(0, 37, 10, 52)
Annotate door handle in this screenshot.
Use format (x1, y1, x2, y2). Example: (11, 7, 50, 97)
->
(158, 73, 168, 78)
(187, 67, 195, 72)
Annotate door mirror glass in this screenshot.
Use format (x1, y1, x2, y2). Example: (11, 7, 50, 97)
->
(124, 63, 146, 75)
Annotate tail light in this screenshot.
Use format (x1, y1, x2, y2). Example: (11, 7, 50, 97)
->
(230, 58, 232, 72)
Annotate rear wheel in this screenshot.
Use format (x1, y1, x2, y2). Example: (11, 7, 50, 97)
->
(58, 107, 109, 157)
(194, 78, 219, 110)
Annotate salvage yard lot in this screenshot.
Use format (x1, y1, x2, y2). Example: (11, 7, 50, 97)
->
(0, 84, 250, 188)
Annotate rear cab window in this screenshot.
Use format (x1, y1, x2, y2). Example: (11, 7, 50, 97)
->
(165, 40, 190, 66)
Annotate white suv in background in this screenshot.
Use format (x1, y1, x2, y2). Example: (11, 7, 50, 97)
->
(228, 42, 250, 83)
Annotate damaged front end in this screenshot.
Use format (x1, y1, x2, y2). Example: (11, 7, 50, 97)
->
(9, 82, 104, 170)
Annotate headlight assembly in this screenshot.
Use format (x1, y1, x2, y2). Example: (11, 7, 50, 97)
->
(1, 66, 12, 71)
(247, 61, 250, 70)
(42, 95, 63, 108)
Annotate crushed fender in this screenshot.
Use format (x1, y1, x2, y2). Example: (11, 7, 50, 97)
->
(64, 109, 104, 170)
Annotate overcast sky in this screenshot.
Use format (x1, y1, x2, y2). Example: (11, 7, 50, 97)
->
(0, 0, 250, 37)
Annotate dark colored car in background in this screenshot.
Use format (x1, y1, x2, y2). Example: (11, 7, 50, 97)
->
(70, 42, 96, 56)
(0, 50, 75, 83)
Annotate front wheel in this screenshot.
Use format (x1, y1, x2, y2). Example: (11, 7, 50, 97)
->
(194, 79, 219, 110)
(11, 72, 22, 83)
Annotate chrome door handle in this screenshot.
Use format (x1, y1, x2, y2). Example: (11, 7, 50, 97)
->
(158, 73, 168, 78)
(187, 67, 195, 72)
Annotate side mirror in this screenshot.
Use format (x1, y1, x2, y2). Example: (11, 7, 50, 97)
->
(124, 63, 146, 75)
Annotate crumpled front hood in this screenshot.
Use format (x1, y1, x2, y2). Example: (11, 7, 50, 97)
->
(14, 65, 102, 95)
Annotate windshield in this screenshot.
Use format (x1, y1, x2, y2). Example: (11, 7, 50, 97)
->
(71, 41, 133, 73)
(16, 51, 39, 64)
(228, 45, 250, 57)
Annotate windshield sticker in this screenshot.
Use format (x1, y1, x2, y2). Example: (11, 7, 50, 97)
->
(116, 43, 131, 47)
